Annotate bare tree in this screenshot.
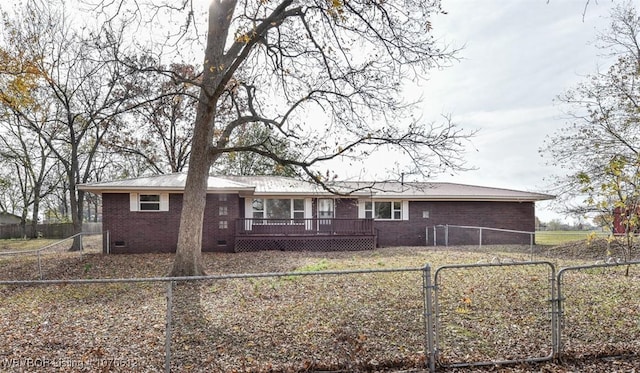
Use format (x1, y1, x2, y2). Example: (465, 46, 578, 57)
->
(83, 0, 474, 275)
(212, 122, 300, 176)
(108, 63, 198, 174)
(0, 114, 59, 237)
(0, 0, 148, 247)
(543, 2, 640, 259)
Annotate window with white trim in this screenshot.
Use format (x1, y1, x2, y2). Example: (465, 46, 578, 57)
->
(252, 198, 305, 221)
(318, 199, 335, 219)
(140, 195, 160, 210)
(364, 201, 403, 220)
(130, 193, 169, 212)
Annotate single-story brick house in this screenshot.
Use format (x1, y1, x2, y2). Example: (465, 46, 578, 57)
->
(78, 174, 554, 254)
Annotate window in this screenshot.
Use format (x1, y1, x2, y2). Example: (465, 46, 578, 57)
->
(219, 220, 228, 229)
(252, 199, 265, 219)
(318, 199, 334, 219)
(219, 206, 228, 216)
(130, 193, 169, 212)
(363, 201, 404, 220)
(293, 199, 305, 220)
(252, 198, 306, 221)
(219, 194, 227, 202)
(139, 195, 160, 210)
(364, 201, 373, 219)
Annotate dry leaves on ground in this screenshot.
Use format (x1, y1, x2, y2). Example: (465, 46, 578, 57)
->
(0, 239, 639, 372)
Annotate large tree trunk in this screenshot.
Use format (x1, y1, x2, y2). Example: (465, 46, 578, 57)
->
(168, 1, 237, 277)
(169, 73, 218, 277)
(169, 145, 210, 276)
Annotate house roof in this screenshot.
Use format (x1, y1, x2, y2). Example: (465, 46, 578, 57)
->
(78, 173, 554, 202)
(0, 211, 22, 225)
(77, 173, 255, 194)
(339, 181, 554, 202)
(222, 175, 371, 196)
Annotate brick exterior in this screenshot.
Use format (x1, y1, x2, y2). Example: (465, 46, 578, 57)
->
(103, 193, 239, 253)
(373, 201, 535, 247)
(103, 193, 536, 253)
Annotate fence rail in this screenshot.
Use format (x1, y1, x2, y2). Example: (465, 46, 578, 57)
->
(1, 252, 639, 372)
(0, 232, 101, 280)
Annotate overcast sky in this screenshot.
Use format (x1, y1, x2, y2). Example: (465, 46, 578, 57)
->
(410, 0, 620, 223)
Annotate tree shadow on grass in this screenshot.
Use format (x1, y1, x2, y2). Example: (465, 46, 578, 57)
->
(171, 281, 205, 365)
(171, 281, 232, 372)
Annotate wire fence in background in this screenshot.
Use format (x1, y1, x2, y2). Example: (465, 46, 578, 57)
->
(0, 232, 102, 280)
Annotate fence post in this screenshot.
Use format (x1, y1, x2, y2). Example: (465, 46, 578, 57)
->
(554, 270, 564, 360)
(422, 264, 435, 373)
(530, 233, 534, 261)
(478, 227, 483, 249)
(37, 251, 43, 280)
(165, 280, 174, 373)
(445, 225, 449, 247)
(433, 226, 436, 246)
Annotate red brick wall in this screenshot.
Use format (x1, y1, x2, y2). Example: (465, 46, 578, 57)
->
(103, 193, 537, 253)
(373, 201, 536, 247)
(103, 193, 239, 253)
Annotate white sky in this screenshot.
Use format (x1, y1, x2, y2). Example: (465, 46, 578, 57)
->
(413, 0, 619, 223)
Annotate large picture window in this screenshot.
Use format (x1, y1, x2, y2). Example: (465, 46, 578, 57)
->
(252, 198, 305, 221)
(364, 201, 404, 220)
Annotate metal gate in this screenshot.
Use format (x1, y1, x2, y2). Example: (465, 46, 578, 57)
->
(433, 261, 556, 369)
(557, 261, 640, 360)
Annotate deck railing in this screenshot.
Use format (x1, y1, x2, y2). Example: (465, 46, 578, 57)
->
(236, 218, 374, 236)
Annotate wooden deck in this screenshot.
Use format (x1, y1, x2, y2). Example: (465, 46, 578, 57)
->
(234, 218, 376, 252)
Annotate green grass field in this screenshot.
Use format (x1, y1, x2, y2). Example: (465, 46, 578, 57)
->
(535, 230, 608, 246)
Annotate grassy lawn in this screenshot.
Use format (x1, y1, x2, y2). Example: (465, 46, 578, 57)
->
(0, 238, 61, 252)
(535, 230, 609, 246)
(0, 239, 639, 372)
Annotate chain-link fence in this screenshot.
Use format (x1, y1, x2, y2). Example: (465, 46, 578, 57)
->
(0, 233, 102, 280)
(558, 261, 640, 359)
(0, 267, 431, 373)
(434, 262, 556, 368)
(1, 254, 639, 372)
